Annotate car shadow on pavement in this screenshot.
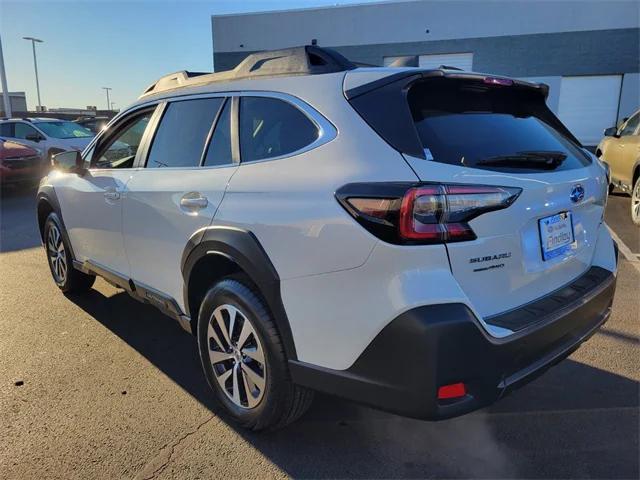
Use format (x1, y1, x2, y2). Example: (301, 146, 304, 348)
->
(68, 288, 639, 479)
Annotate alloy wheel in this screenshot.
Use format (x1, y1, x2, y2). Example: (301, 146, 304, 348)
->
(632, 180, 640, 224)
(207, 304, 267, 409)
(47, 224, 67, 283)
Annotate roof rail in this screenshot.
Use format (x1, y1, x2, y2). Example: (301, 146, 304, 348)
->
(140, 45, 356, 98)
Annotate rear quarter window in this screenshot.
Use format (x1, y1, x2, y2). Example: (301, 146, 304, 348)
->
(239, 97, 319, 162)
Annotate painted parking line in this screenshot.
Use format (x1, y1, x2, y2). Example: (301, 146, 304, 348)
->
(608, 225, 640, 273)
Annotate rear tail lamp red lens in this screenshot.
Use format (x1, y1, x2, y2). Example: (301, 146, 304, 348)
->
(336, 182, 521, 245)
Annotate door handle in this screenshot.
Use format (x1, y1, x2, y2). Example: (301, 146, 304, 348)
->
(103, 188, 121, 201)
(180, 192, 208, 210)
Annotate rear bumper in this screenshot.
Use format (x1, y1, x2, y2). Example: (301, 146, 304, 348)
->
(290, 266, 616, 420)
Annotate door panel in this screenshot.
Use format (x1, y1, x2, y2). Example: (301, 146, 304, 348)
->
(123, 96, 235, 310)
(614, 114, 640, 187)
(619, 135, 640, 186)
(54, 107, 157, 276)
(122, 166, 237, 308)
(55, 170, 133, 274)
(606, 136, 626, 184)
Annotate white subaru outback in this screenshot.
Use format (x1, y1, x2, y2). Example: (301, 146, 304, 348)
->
(37, 46, 618, 430)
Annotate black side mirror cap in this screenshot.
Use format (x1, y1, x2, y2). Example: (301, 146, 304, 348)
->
(52, 150, 87, 175)
(603, 127, 619, 137)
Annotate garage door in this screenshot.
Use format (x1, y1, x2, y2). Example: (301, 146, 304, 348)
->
(383, 52, 473, 71)
(419, 53, 473, 71)
(558, 75, 622, 146)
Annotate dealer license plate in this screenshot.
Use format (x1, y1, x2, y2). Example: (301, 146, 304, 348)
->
(539, 212, 575, 261)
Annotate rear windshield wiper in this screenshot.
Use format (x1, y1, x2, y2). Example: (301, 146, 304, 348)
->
(475, 151, 567, 170)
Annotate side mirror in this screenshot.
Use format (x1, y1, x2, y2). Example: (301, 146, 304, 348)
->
(603, 127, 619, 137)
(25, 133, 43, 142)
(52, 150, 86, 175)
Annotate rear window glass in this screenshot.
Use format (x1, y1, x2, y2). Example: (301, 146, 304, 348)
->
(408, 80, 591, 172)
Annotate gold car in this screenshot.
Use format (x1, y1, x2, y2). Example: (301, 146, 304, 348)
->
(596, 110, 640, 225)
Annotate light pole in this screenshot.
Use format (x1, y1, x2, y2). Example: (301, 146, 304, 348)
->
(22, 36, 43, 111)
(0, 34, 11, 117)
(102, 87, 112, 111)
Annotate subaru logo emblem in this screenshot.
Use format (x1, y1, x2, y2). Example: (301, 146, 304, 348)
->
(570, 184, 585, 203)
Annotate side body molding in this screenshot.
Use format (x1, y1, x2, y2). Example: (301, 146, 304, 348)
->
(181, 226, 297, 360)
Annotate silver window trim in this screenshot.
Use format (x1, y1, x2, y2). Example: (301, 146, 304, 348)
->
(87, 90, 337, 169)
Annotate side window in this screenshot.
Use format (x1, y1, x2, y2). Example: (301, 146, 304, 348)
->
(146, 97, 224, 168)
(203, 99, 233, 167)
(239, 97, 319, 162)
(0, 122, 14, 137)
(14, 123, 39, 139)
(92, 110, 153, 169)
(620, 113, 640, 136)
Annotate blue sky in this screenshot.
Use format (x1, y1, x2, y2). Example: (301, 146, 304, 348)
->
(0, 0, 378, 110)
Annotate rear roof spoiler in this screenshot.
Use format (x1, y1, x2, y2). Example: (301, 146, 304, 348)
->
(344, 70, 549, 100)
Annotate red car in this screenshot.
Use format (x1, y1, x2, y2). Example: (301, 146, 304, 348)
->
(0, 138, 46, 185)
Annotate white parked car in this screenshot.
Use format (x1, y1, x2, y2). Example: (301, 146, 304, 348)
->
(37, 46, 618, 430)
(0, 118, 94, 162)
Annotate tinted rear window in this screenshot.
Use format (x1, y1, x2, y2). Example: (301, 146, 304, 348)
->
(408, 80, 590, 172)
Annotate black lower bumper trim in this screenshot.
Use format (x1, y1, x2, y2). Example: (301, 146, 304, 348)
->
(290, 267, 616, 420)
(485, 266, 612, 332)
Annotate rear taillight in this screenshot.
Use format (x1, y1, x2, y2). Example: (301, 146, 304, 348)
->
(337, 182, 521, 245)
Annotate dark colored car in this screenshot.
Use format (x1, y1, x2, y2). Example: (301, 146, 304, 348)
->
(0, 138, 46, 185)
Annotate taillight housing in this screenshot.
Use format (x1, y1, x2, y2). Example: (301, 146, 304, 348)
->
(337, 182, 521, 245)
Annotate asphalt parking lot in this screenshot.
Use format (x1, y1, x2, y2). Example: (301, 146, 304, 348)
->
(0, 184, 638, 480)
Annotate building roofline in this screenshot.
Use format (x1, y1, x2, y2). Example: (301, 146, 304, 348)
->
(210, 0, 421, 19)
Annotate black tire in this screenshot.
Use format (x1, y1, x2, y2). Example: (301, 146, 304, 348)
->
(197, 278, 313, 431)
(608, 183, 615, 195)
(43, 212, 95, 293)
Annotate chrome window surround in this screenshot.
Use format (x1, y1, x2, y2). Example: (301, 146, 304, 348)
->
(83, 90, 337, 170)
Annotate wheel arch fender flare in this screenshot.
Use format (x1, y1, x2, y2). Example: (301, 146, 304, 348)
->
(181, 226, 298, 360)
(36, 185, 59, 238)
(36, 185, 79, 263)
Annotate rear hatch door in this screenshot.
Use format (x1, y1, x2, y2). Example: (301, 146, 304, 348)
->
(347, 72, 609, 320)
